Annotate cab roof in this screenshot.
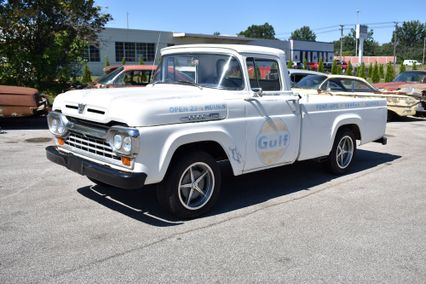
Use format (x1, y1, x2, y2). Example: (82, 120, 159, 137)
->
(162, 44, 286, 57)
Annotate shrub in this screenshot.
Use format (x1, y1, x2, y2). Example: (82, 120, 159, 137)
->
(346, 61, 353, 75)
(399, 62, 406, 73)
(81, 62, 92, 84)
(318, 58, 324, 72)
(379, 64, 384, 79)
(331, 59, 337, 74)
(372, 62, 380, 83)
(385, 62, 395, 82)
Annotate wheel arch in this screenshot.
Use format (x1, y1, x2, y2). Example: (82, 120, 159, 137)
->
(157, 129, 241, 182)
(329, 114, 362, 153)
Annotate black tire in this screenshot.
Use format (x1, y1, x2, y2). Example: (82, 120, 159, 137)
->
(327, 129, 356, 175)
(387, 110, 396, 122)
(157, 151, 222, 219)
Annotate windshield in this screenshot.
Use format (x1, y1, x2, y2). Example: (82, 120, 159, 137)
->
(152, 53, 244, 90)
(393, 71, 426, 83)
(97, 67, 124, 85)
(294, 74, 327, 89)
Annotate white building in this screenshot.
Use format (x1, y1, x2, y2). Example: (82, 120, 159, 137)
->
(84, 28, 334, 76)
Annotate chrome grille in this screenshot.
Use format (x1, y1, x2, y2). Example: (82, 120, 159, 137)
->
(65, 132, 120, 161)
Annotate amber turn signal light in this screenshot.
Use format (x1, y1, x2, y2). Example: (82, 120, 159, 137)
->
(57, 137, 65, 145)
(121, 156, 132, 166)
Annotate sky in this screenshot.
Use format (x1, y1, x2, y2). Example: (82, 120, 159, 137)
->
(95, 0, 426, 44)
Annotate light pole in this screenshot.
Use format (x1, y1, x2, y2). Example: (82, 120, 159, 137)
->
(355, 10, 359, 58)
(340, 25, 344, 60)
(392, 22, 398, 66)
(423, 37, 425, 66)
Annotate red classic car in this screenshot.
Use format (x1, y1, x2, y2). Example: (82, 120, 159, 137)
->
(95, 65, 157, 88)
(0, 85, 48, 117)
(373, 70, 426, 91)
(373, 70, 426, 114)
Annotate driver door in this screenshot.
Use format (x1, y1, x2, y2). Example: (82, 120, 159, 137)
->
(243, 56, 301, 172)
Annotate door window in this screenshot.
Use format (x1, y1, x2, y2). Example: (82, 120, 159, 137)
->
(246, 57, 281, 91)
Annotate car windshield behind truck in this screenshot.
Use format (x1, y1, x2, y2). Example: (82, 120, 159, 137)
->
(152, 53, 244, 90)
(393, 71, 426, 83)
(295, 74, 327, 89)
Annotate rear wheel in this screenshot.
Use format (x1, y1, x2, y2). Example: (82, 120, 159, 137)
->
(327, 129, 356, 175)
(157, 151, 222, 219)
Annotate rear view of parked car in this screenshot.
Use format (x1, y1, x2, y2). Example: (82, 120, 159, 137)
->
(0, 85, 48, 117)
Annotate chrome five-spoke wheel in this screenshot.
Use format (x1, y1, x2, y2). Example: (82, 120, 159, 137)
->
(178, 162, 215, 210)
(157, 151, 222, 219)
(335, 135, 354, 169)
(327, 129, 357, 174)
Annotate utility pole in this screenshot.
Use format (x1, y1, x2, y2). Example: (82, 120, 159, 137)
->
(423, 37, 425, 65)
(392, 22, 398, 66)
(355, 10, 359, 57)
(340, 25, 344, 60)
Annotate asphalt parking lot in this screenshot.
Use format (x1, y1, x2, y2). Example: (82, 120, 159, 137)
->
(0, 116, 425, 283)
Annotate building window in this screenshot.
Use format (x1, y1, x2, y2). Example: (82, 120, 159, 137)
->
(83, 44, 100, 62)
(115, 42, 155, 62)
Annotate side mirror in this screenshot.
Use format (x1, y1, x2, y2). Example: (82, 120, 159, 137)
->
(252, 87, 263, 97)
(317, 88, 322, 94)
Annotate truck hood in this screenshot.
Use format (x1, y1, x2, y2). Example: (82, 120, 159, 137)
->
(53, 84, 229, 126)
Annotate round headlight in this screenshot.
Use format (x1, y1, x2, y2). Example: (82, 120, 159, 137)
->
(122, 136, 132, 153)
(57, 119, 66, 135)
(113, 134, 122, 150)
(50, 118, 59, 133)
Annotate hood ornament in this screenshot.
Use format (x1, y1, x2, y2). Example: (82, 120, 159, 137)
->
(78, 103, 86, 114)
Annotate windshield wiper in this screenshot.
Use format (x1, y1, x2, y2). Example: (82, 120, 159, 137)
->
(175, 80, 203, 90)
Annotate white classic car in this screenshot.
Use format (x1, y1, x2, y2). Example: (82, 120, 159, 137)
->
(46, 44, 387, 218)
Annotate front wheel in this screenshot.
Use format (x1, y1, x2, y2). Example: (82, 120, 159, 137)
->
(327, 129, 356, 175)
(157, 151, 222, 219)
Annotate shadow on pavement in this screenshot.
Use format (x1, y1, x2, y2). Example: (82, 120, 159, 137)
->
(0, 116, 48, 130)
(77, 149, 400, 226)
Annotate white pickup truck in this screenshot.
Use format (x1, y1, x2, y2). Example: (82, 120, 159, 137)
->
(46, 44, 387, 218)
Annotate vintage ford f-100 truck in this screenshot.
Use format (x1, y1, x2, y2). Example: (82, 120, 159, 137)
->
(46, 44, 387, 218)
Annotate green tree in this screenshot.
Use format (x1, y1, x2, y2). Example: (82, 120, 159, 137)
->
(372, 62, 380, 83)
(290, 26, 316, 41)
(139, 57, 145, 65)
(346, 61, 353, 75)
(104, 56, 110, 67)
(331, 59, 337, 74)
(412, 62, 417, 70)
(238, 22, 276, 39)
(385, 62, 395, 82)
(392, 20, 426, 62)
(336, 65, 342, 75)
(0, 0, 112, 93)
(399, 62, 406, 73)
(287, 59, 293, 69)
(318, 58, 324, 72)
(121, 57, 126, 65)
(81, 62, 92, 84)
(368, 63, 373, 78)
(379, 64, 384, 79)
(357, 63, 366, 79)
